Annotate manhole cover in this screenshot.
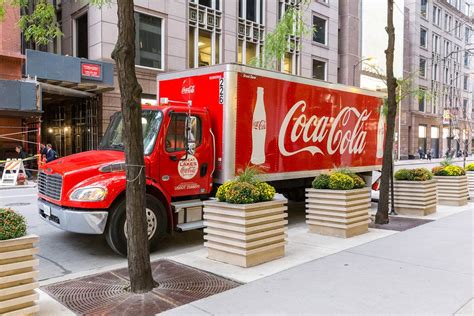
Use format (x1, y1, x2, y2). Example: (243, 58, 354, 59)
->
(4, 202, 30, 206)
(42, 259, 240, 315)
(369, 216, 433, 231)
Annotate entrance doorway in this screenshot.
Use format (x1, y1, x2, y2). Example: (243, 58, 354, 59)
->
(41, 95, 100, 157)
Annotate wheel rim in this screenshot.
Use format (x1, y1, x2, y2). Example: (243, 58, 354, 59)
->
(123, 208, 158, 240)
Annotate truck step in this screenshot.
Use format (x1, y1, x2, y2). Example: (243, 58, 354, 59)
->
(171, 199, 203, 213)
(176, 220, 205, 231)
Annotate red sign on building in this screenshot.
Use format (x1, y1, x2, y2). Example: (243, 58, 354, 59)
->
(81, 62, 102, 81)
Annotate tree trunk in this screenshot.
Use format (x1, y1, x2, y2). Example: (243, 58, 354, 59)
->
(375, 0, 398, 224)
(111, 0, 155, 293)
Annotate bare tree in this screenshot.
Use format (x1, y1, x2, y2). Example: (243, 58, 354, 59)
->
(111, 0, 155, 293)
(375, 0, 398, 224)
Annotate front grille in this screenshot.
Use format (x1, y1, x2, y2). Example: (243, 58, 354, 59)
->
(38, 171, 63, 200)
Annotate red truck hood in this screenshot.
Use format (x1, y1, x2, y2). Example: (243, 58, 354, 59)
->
(44, 150, 125, 175)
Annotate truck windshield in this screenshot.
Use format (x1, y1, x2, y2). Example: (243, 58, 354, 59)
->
(99, 110, 163, 155)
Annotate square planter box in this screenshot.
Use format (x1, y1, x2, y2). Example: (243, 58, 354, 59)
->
(203, 197, 287, 268)
(0, 235, 39, 316)
(467, 171, 474, 199)
(306, 187, 370, 238)
(392, 180, 437, 216)
(434, 175, 469, 206)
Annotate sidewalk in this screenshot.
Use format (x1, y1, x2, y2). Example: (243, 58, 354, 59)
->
(163, 209, 473, 315)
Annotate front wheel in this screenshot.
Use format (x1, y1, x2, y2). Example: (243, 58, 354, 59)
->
(105, 195, 167, 256)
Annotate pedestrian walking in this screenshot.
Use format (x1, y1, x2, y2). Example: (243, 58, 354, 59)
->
(15, 145, 32, 179)
(427, 149, 432, 161)
(45, 144, 58, 163)
(418, 147, 424, 159)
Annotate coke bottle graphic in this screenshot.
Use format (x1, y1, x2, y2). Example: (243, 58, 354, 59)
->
(251, 87, 266, 165)
(376, 106, 385, 158)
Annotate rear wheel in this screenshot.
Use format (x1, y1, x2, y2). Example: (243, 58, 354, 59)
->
(105, 195, 167, 256)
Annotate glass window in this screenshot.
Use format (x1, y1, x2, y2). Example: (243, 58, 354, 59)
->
(419, 125, 427, 138)
(283, 53, 293, 74)
(421, 0, 428, 18)
(419, 58, 426, 77)
(135, 13, 162, 69)
(312, 59, 326, 80)
(75, 13, 88, 58)
(418, 89, 426, 112)
(420, 28, 427, 48)
(313, 15, 327, 45)
(431, 126, 439, 139)
(165, 114, 202, 153)
(198, 30, 212, 67)
(463, 75, 469, 90)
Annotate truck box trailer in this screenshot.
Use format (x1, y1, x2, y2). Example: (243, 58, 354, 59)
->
(38, 64, 385, 256)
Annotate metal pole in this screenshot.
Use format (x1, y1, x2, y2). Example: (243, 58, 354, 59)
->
(353, 64, 356, 86)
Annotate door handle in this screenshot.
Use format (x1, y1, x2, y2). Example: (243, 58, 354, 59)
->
(200, 163, 208, 177)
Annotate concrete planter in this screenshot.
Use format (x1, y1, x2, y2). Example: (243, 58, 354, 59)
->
(306, 187, 370, 238)
(0, 235, 39, 315)
(467, 171, 474, 199)
(434, 175, 469, 206)
(392, 180, 437, 216)
(203, 197, 287, 268)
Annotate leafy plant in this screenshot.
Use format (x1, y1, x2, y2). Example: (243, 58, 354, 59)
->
(394, 168, 432, 181)
(225, 182, 260, 204)
(394, 169, 414, 181)
(255, 182, 276, 202)
(466, 163, 474, 172)
(432, 165, 465, 176)
(440, 157, 452, 167)
(348, 174, 366, 188)
(216, 181, 234, 202)
(0, 208, 27, 240)
(411, 168, 433, 181)
(312, 174, 330, 189)
(235, 166, 261, 185)
(328, 173, 355, 190)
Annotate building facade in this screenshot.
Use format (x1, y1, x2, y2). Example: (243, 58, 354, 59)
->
(55, 0, 360, 137)
(361, 0, 474, 159)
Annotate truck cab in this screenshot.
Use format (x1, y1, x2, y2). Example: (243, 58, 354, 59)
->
(38, 105, 215, 256)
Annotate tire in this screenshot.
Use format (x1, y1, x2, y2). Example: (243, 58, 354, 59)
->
(105, 195, 167, 256)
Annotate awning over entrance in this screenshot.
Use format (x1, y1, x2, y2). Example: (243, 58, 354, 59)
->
(0, 79, 40, 114)
(25, 49, 114, 95)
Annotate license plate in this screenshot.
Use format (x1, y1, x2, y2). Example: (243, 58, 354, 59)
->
(42, 204, 51, 216)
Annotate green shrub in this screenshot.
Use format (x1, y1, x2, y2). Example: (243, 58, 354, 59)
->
(466, 163, 474, 172)
(312, 174, 330, 189)
(411, 168, 433, 181)
(328, 173, 355, 190)
(255, 182, 276, 202)
(396, 168, 432, 181)
(394, 169, 413, 181)
(225, 182, 260, 204)
(0, 208, 27, 240)
(216, 181, 234, 202)
(443, 165, 465, 176)
(349, 174, 366, 188)
(432, 166, 445, 176)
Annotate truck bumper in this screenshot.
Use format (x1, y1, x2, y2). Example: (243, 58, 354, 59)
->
(38, 198, 108, 234)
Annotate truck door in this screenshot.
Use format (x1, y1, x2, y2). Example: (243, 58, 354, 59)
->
(159, 111, 213, 197)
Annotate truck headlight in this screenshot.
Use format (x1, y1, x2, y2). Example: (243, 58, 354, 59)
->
(70, 187, 107, 202)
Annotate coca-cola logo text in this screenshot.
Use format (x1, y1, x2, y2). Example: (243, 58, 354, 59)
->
(253, 120, 266, 130)
(181, 85, 195, 95)
(278, 101, 371, 157)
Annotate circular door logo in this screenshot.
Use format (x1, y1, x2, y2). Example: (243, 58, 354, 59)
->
(178, 155, 199, 180)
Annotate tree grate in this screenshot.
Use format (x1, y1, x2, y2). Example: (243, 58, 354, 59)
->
(42, 259, 240, 315)
(369, 216, 433, 231)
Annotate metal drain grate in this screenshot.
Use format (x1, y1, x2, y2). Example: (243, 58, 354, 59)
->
(42, 259, 240, 315)
(369, 216, 433, 231)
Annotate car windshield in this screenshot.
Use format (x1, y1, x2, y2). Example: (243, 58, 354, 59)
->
(99, 110, 163, 155)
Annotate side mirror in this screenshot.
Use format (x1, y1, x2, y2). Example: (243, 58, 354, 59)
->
(185, 116, 197, 156)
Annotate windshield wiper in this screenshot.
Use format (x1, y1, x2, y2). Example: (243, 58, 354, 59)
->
(108, 143, 124, 150)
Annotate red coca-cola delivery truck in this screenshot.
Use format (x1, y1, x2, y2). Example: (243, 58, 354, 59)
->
(38, 64, 385, 256)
